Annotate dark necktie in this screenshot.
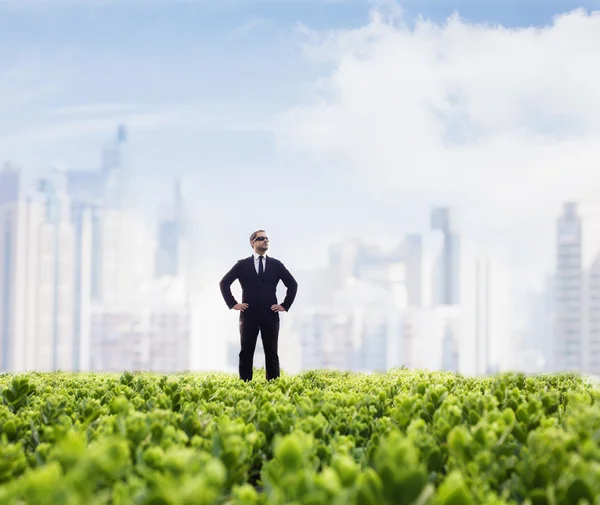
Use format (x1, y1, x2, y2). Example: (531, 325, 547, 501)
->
(258, 255, 264, 275)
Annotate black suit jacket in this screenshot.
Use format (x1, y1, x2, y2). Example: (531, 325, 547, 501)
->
(219, 255, 298, 319)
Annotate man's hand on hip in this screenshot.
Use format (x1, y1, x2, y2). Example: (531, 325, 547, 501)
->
(271, 304, 286, 312)
(233, 303, 249, 311)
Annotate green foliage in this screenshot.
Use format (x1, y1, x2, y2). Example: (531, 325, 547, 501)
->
(0, 369, 598, 504)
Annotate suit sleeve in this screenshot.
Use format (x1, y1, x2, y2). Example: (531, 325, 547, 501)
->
(278, 262, 298, 311)
(219, 261, 241, 309)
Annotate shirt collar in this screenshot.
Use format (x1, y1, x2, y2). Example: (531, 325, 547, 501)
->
(253, 252, 267, 261)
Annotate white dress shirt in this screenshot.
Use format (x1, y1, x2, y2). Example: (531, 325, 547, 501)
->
(253, 252, 267, 273)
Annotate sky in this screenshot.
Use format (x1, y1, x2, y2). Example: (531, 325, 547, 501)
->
(2, 0, 600, 287)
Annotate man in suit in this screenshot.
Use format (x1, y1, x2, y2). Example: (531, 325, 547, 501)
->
(219, 229, 298, 381)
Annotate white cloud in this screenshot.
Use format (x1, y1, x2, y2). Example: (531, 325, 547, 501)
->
(275, 5, 600, 259)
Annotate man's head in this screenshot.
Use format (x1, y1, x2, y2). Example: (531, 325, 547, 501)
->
(250, 229, 269, 254)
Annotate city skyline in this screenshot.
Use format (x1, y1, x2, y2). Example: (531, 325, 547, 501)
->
(0, 125, 597, 374)
(2, 0, 600, 377)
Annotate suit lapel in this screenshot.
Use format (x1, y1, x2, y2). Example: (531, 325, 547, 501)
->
(248, 256, 258, 277)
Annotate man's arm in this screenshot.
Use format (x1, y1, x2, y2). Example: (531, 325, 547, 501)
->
(219, 261, 241, 309)
(278, 262, 298, 311)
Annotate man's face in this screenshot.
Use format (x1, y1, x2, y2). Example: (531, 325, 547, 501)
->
(252, 233, 269, 253)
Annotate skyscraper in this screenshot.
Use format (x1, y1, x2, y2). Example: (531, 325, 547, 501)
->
(431, 207, 460, 306)
(101, 123, 128, 210)
(36, 172, 79, 371)
(586, 254, 600, 375)
(474, 256, 491, 375)
(155, 178, 186, 278)
(554, 202, 583, 372)
(0, 165, 39, 372)
(67, 125, 129, 302)
(0, 166, 88, 372)
(473, 255, 511, 375)
(404, 234, 423, 307)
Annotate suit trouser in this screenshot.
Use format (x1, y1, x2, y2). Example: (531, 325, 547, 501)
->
(239, 312, 280, 381)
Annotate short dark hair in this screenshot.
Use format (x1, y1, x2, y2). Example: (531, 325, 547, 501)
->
(249, 229, 266, 243)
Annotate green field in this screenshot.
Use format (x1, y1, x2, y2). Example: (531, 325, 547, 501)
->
(0, 368, 599, 504)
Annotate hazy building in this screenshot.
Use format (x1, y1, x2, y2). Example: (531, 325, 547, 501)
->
(521, 275, 554, 373)
(294, 309, 358, 371)
(0, 166, 89, 372)
(431, 207, 460, 306)
(586, 254, 600, 375)
(89, 278, 191, 372)
(155, 178, 186, 279)
(404, 234, 423, 307)
(554, 202, 583, 372)
(402, 306, 456, 371)
(0, 165, 40, 371)
(473, 256, 510, 374)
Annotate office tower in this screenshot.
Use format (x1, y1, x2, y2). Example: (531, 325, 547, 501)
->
(554, 202, 583, 372)
(70, 201, 93, 371)
(473, 256, 511, 375)
(521, 275, 554, 373)
(404, 234, 423, 307)
(0, 165, 39, 371)
(0, 166, 88, 372)
(586, 255, 600, 375)
(155, 178, 186, 278)
(431, 207, 460, 306)
(474, 257, 491, 375)
(35, 172, 80, 371)
(66, 124, 130, 303)
(101, 123, 128, 210)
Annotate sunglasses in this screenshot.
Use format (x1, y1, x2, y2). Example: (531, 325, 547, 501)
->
(254, 236, 269, 241)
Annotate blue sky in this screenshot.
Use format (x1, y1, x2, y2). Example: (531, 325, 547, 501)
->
(2, 0, 600, 282)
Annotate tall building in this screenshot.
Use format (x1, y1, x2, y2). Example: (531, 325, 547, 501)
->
(35, 172, 79, 371)
(404, 234, 423, 307)
(66, 124, 130, 303)
(101, 123, 128, 210)
(431, 207, 460, 306)
(474, 257, 491, 375)
(0, 166, 89, 372)
(155, 178, 186, 278)
(520, 275, 554, 373)
(554, 202, 583, 372)
(473, 256, 511, 375)
(0, 165, 40, 371)
(70, 201, 94, 371)
(68, 126, 155, 306)
(586, 255, 600, 375)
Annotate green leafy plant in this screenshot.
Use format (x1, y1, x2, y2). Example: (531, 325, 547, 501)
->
(0, 369, 597, 504)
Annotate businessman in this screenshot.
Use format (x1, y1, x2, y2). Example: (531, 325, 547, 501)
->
(219, 230, 298, 381)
